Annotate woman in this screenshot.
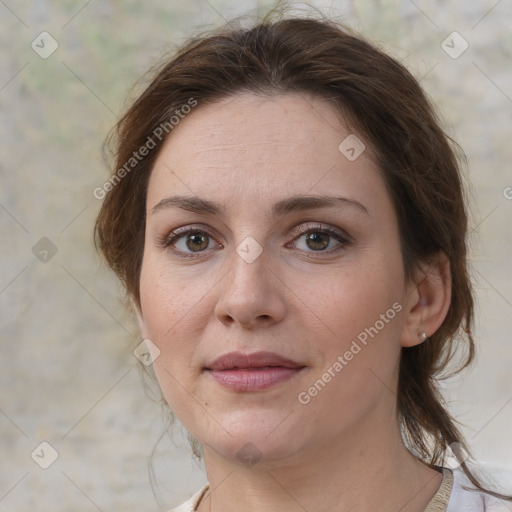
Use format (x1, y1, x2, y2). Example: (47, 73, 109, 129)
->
(94, 10, 512, 512)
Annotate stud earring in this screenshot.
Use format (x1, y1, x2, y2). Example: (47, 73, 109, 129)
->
(419, 331, 428, 342)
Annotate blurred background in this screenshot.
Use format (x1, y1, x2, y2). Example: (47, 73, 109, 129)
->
(1, 1, 511, 510)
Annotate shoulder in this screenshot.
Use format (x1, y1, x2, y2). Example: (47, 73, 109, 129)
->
(446, 467, 511, 512)
(168, 484, 209, 512)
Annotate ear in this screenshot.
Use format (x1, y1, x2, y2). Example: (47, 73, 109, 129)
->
(400, 252, 452, 348)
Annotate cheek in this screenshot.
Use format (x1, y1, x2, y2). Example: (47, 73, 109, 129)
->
(139, 252, 205, 338)
(138, 259, 203, 397)
(294, 264, 405, 426)
(308, 252, 406, 384)
(318, 257, 404, 335)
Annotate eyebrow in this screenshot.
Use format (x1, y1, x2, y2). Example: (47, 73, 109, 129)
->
(150, 194, 369, 217)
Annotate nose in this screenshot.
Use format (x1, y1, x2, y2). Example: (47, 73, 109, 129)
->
(214, 246, 287, 329)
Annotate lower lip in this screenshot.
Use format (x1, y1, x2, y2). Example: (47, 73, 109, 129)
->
(207, 367, 304, 392)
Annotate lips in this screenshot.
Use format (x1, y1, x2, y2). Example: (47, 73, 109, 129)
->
(206, 351, 303, 371)
(204, 351, 305, 392)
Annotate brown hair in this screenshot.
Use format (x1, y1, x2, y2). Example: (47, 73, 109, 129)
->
(95, 9, 511, 500)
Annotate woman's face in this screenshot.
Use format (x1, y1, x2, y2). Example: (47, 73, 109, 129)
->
(138, 92, 414, 465)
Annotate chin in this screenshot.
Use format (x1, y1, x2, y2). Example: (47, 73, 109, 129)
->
(197, 409, 310, 466)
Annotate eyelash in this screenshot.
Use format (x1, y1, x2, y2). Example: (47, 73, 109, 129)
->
(159, 223, 351, 259)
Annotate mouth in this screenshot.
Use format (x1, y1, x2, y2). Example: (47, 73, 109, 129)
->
(204, 351, 306, 392)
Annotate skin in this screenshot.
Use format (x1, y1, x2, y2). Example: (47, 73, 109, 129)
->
(137, 92, 452, 512)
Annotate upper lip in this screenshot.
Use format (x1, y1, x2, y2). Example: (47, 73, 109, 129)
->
(205, 351, 304, 371)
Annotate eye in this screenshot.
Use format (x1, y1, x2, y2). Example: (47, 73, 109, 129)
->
(287, 224, 351, 254)
(161, 227, 221, 258)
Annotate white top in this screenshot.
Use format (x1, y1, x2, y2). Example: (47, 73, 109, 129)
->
(169, 467, 511, 512)
(446, 468, 510, 511)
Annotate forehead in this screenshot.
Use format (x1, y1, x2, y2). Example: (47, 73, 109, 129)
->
(154, 92, 351, 168)
(147, 92, 385, 214)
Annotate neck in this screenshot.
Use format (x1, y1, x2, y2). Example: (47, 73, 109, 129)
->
(197, 404, 442, 512)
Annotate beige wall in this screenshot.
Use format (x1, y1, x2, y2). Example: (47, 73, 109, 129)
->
(1, 1, 511, 510)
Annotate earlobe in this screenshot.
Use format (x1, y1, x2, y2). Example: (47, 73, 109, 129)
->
(400, 252, 452, 348)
